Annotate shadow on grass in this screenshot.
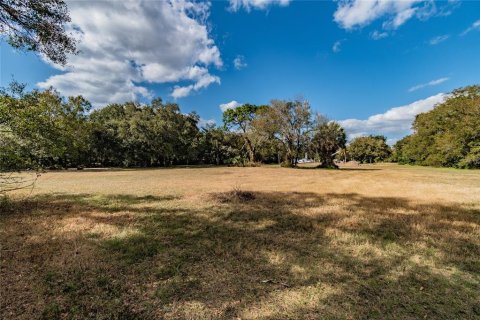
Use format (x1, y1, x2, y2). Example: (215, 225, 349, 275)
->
(295, 165, 381, 171)
(1, 191, 479, 319)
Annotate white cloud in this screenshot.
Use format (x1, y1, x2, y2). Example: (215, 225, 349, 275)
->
(429, 34, 449, 45)
(38, 0, 222, 106)
(233, 55, 247, 70)
(332, 39, 345, 53)
(385, 6, 417, 29)
(333, 1, 456, 31)
(461, 19, 480, 36)
(229, 0, 290, 12)
(198, 118, 216, 128)
(370, 30, 388, 40)
(338, 93, 447, 143)
(334, 0, 421, 30)
(171, 73, 220, 99)
(219, 100, 242, 112)
(408, 77, 449, 92)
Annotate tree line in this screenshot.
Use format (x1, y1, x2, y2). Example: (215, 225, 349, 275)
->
(0, 83, 478, 172)
(0, 84, 348, 170)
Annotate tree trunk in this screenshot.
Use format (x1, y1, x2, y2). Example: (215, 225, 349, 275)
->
(245, 137, 255, 163)
(318, 153, 338, 169)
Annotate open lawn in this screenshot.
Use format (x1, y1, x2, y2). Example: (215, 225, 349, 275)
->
(1, 163, 479, 319)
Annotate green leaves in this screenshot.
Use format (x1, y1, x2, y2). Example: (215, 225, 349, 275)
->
(312, 121, 346, 168)
(348, 136, 391, 164)
(0, 86, 77, 170)
(394, 85, 480, 168)
(222, 104, 268, 163)
(89, 101, 201, 167)
(222, 104, 265, 132)
(0, 0, 77, 65)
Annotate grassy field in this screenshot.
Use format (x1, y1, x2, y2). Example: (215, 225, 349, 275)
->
(1, 163, 479, 319)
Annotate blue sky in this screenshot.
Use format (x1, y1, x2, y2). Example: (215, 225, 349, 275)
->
(1, 0, 479, 143)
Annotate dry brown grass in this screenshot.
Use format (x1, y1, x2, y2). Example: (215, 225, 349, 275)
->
(1, 163, 479, 319)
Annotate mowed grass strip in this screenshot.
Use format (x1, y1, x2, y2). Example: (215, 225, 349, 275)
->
(1, 164, 479, 319)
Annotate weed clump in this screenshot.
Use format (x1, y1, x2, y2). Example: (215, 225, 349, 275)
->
(214, 188, 256, 203)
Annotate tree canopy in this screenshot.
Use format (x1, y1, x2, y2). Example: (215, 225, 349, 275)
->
(393, 85, 480, 168)
(0, 0, 77, 65)
(348, 135, 391, 164)
(259, 99, 314, 167)
(223, 104, 267, 163)
(311, 121, 346, 168)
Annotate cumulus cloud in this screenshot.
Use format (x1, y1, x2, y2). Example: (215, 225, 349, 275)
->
(429, 34, 449, 45)
(461, 19, 480, 36)
(233, 55, 247, 70)
(333, 1, 457, 32)
(229, 0, 290, 12)
(408, 77, 449, 92)
(38, 0, 222, 106)
(338, 93, 447, 143)
(219, 100, 242, 112)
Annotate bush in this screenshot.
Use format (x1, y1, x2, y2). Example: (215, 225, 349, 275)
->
(280, 161, 295, 168)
